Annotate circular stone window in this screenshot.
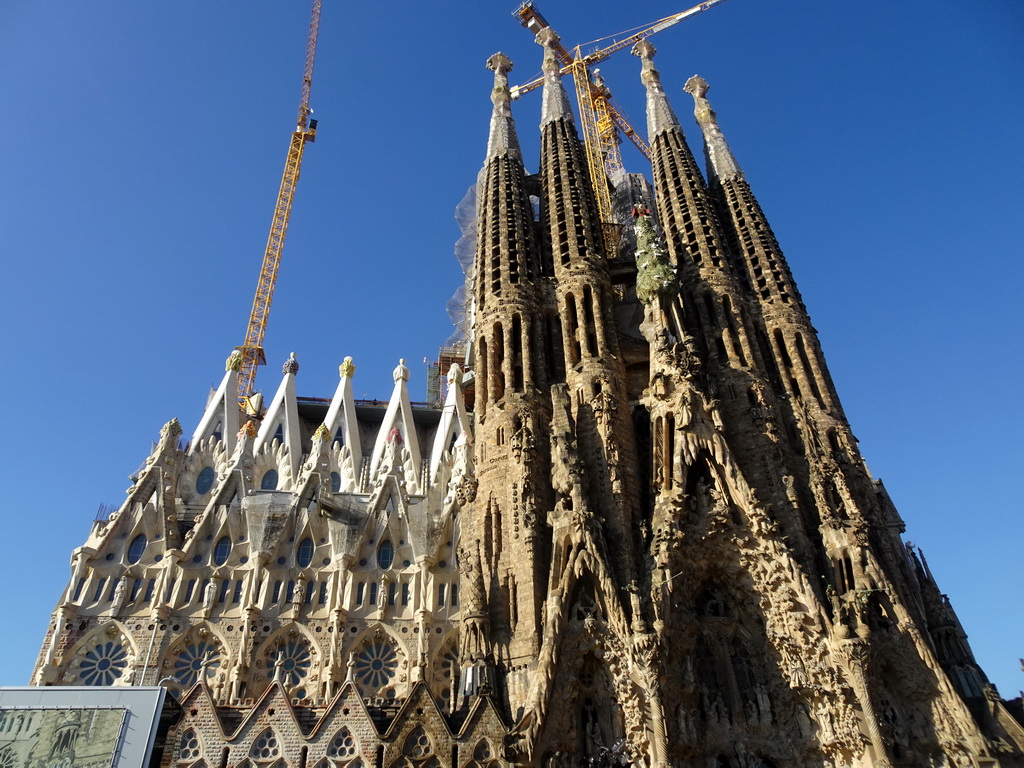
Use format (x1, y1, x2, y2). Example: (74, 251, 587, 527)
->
(195, 466, 215, 495)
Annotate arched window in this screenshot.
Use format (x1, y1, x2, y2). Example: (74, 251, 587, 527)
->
(213, 536, 231, 566)
(297, 538, 314, 568)
(377, 540, 395, 570)
(195, 466, 216, 495)
(403, 727, 433, 759)
(249, 729, 281, 761)
(127, 534, 147, 564)
(330, 471, 341, 493)
(326, 728, 357, 760)
(261, 469, 279, 490)
(178, 729, 202, 762)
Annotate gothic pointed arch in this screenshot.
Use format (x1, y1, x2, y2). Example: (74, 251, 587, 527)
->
(324, 726, 359, 764)
(248, 728, 283, 764)
(388, 726, 436, 768)
(62, 621, 137, 686)
(567, 571, 605, 625)
(463, 739, 501, 768)
(175, 728, 204, 765)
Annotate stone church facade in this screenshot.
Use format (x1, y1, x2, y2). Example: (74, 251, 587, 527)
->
(32, 29, 1024, 768)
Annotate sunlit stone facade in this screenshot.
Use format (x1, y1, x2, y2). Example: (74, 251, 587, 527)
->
(32, 31, 1024, 768)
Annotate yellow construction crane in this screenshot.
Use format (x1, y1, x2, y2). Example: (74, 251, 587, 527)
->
(236, 0, 322, 405)
(512, 0, 727, 256)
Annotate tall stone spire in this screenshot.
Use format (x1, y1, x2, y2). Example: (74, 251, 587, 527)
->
(530, 19, 644, 713)
(684, 74, 741, 180)
(682, 73, 845, 416)
(468, 50, 551, 700)
(630, 39, 756, 371)
(537, 28, 574, 127)
(485, 52, 520, 160)
(632, 40, 680, 140)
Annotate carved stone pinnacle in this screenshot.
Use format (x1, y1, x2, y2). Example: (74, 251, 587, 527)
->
(536, 28, 561, 75)
(486, 52, 513, 78)
(631, 39, 656, 62)
(683, 75, 709, 99)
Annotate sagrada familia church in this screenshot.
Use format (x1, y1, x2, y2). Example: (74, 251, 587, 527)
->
(28, 21, 1024, 768)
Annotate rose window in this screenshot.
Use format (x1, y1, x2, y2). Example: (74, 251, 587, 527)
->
(268, 639, 311, 687)
(326, 728, 357, 759)
(78, 641, 129, 686)
(353, 641, 399, 692)
(173, 640, 221, 688)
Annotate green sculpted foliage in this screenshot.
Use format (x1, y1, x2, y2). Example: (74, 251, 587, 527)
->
(633, 211, 678, 305)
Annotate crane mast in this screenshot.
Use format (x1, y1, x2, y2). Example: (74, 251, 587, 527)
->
(237, 0, 322, 404)
(513, 0, 727, 257)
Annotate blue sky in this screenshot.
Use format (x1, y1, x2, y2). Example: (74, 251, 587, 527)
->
(1, 1, 1021, 696)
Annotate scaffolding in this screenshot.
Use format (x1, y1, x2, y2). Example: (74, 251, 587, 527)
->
(426, 342, 468, 407)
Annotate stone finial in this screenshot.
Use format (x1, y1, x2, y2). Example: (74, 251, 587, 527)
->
(683, 74, 742, 180)
(684, 75, 715, 127)
(486, 52, 513, 106)
(631, 39, 680, 138)
(536, 27, 574, 127)
(485, 53, 521, 160)
(684, 74, 709, 101)
(346, 652, 356, 683)
(393, 358, 410, 383)
(282, 352, 299, 375)
(313, 423, 330, 442)
(536, 28, 560, 74)
(238, 420, 258, 440)
(225, 350, 243, 372)
(339, 356, 355, 379)
(447, 362, 463, 387)
(631, 40, 659, 86)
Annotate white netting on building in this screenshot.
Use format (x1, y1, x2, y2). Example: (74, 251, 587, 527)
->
(445, 183, 478, 346)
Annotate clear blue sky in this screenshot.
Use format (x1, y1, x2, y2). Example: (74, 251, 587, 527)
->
(1, 1, 1021, 695)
